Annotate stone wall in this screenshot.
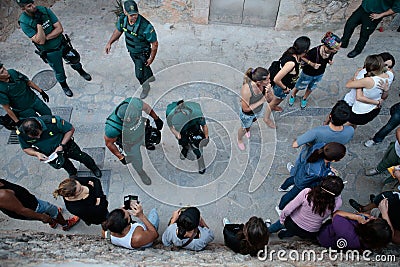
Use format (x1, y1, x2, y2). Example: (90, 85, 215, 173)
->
(0, 0, 56, 42)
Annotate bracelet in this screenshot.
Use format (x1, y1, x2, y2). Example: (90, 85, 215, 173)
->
(308, 60, 311, 65)
(59, 143, 66, 148)
(118, 156, 125, 160)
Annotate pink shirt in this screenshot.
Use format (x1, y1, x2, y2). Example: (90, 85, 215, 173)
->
(280, 188, 342, 232)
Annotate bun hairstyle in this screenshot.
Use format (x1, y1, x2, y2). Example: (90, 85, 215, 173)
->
(307, 176, 344, 216)
(321, 32, 341, 50)
(283, 36, 311, 57)
(244, 67, 269, 84)
(307, 142, 346, 163)
(53, 178, 78, 198)
(176, 207, 200, 239)
(363, 54, 385, 77)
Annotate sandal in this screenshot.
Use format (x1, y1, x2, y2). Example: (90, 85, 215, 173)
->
(245, 131, 250, 138)
(271, 106, 283, 112)
(237, 141, 246, 151)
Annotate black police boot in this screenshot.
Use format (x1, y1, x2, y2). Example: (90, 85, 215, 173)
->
(77, 68, 92, 81)
(347, 49, 361, 58)
(91, 165, 102, 178)
(180, 147, 189, 160)
(59, 81, 73, 97)
(138, 170, 151, 185)
(198, 156, 206, 175)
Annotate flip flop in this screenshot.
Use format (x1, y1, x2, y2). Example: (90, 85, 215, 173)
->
(238, 141, 246, 151)
(245, 131, 250, 138)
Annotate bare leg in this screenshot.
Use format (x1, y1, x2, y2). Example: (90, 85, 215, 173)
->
(303, 89, 312, 100)
(291, 88, 299, 98)
(263, 99, 278, 129)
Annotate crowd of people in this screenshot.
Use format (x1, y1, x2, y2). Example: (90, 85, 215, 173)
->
(0, 0, 399, 257)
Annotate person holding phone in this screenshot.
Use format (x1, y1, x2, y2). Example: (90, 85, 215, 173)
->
(101, 203, 159, 250)
(53, 176, 109, 226)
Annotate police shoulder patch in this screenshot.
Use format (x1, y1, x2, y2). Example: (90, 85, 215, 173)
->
(16, 129, 20, 135)
(51, 118, 56, 123)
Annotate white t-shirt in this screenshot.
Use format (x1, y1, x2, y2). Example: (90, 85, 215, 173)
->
(352, 76, 388, 114)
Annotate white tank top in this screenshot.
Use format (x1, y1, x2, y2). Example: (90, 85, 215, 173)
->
(110, 223, 144, 249)
(352, 76, 388, 114)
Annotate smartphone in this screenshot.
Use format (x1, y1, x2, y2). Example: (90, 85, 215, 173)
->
(124, 195, 139, 210)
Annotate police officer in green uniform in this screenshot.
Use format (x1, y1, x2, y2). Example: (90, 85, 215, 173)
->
(105, 0, 158, 99)
(17, 115, 102, 178)
(104, 97, 163, 185)
(0, 63, 51, 127)
(16, 0, 92, 97)
(166, 100, 209, 174)
(341, 0, 400, 58)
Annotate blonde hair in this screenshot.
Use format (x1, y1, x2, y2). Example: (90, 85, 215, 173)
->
(53, 178, 77, 198)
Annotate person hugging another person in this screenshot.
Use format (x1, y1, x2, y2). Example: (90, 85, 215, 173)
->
(162, 207, 214, 251)
(264, 36, 310, 129)
(237, 67, 271, 150)
(222, 216, 269, 256)
(288, 32, 341, 109)
(269, 176, 344, 239)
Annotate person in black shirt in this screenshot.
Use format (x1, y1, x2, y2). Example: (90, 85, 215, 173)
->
(288, 32, 341, 109)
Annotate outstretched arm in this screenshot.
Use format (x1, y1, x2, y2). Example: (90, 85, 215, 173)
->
(105, 29, 123, 54)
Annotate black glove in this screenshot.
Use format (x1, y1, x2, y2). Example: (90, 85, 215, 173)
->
(15, 120, 23, 127)
(154, 117, 164, 130)
(34, 10, 46, 24)
(40, 91, 49, 102)
(120, 157, 127, 165)
(200, 137, 209, 147)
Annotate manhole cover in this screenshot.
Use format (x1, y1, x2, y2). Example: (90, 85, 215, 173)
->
(31, 70, 57, 91)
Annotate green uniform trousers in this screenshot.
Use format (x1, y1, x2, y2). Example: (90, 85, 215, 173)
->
(341, 5, 382, 52)
(129, 52, 153, 91)
(124, 141, 144, 174)
(51, 139, 97, 176)
(15, 97, 52, 119)
(377, 142, 400, 172)
(46, 48, 82, 83)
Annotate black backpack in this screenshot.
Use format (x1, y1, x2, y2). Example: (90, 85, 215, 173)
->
(268, 60, 281, 87)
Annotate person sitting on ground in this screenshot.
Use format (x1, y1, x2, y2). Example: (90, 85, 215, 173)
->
(277, 142, 346, 211)
(365, 127, 400, 176)
(0, 178, 79, 231)
(101, 203, 159, 250)
(162, 207, 214, 251)
(318, 210, 392, 250)
(288, 32, 341, 109)
(348, 191, 400, 244)
(269, 176, 344, 239)
(53, 176, 109, 226)
(223, 216, 269, 256)
(237, 67, 271, 151)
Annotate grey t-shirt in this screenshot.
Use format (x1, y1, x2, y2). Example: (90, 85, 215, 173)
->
(296, 125, 354, 147)
(162, 223, 214, 251)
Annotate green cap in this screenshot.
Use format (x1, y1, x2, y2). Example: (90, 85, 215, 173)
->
(16, 0, 34, 7)
(124, 0, 139, 15)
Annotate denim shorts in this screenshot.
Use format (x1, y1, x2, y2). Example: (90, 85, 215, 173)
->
(35, 198, 59, 219)
(295, 72, 323, 91)
(239, 106, 264, 128)
(273, 84, 289, 99)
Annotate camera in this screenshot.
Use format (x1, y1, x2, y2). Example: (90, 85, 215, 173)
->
(124, 195, 139, 210)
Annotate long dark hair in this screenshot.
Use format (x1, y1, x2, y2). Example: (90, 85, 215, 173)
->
(307, 176, 344, 216)
(307, 142, 346, 163)
(355, 218, 392, 249)
(238, 216, 269, 256)
(283, 36, 311, 57)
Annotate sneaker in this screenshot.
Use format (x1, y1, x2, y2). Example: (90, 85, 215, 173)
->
(349, 199, 363, 212)
(264, 219, 271, 228)
(278, 185, 294, 192)
(275, 206, 282, 216)
(364, 139, 377, 147)
(62, 86, 73, 97)
(286, 162, 294, 173)
(288, 95, 295, 106)
(62, 216, 80, 231)
(365, 168, 379, 176)
(223, 218, 231, 226)
(300, 98, 308, 109)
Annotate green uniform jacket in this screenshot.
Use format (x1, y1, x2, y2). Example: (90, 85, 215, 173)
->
(166, 101, 206, 133)
(19, 6, 62, 51)
(0, 70, 38, 111)
(362, 0, 400, 13)
(116, 14, 157, 54)
(105, 97, 145, 144)
(17, 115, 72, 156)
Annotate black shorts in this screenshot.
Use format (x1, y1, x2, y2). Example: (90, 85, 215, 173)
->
(348, 108, 381, 125)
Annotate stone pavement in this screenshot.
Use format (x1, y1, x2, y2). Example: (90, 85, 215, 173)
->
(0, 0, 400, 265)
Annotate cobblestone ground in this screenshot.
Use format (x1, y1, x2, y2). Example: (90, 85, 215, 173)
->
(0, 0, 400, 266)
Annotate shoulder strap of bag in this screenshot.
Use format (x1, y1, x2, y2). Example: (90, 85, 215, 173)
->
(179, 227, 198, 248)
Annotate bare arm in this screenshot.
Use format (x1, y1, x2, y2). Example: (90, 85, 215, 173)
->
(240, 83, 268, 113)
(169, 126, 181, 139)
(104, 135, 124, 160)
(201, 124, 209, 139)
(370, 9, 395, 20)
(105, 29, 123, 54)
(23, 148, 48, 161)
(31, 24, 46, 45)
(292, 140, 299, 148)
(142, 102, 159, 120)
(27, 80, 44, 94)
(274, 61, 295, 92)
(355, 88, 383, 105)
(333, 210, 370, 224)
(2, 104, 19, 123)
(54, 127, 75, 153)
(130, 203, 159, 248)
(45, 21, 63, 41)
(0, 190, 52, 223)
(145, 41, 158, 66)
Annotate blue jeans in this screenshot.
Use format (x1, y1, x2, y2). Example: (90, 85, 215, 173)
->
(373, 102, 400, 143)
(35, 198, 59, 219)
(273, 84, 289, 99)
(140, 208, 159, 248)
(278, 176, 302, 210)
(295, 73, 323, 91)
(268, 220, 285, 233)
